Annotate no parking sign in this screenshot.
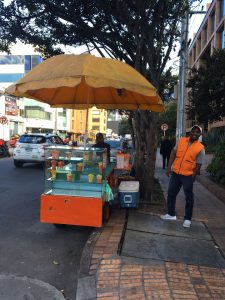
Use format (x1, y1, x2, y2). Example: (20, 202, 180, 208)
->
(161, 123, 168, 136)
(0, 116, 8, 125)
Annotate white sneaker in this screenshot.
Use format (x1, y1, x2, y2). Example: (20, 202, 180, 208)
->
(161, 214, 177, 220)
(183, 220, 191, 228)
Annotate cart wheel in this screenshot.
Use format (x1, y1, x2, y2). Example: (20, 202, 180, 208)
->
(102, 202, 110, 224)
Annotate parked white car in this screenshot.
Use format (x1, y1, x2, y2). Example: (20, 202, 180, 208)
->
(13, 133, 64, 168)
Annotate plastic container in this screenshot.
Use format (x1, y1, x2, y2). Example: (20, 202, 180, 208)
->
(119, 181, 139, 208)
(52, 150, 60, 159)
(116, 153, 124, 168)
(124, 154, 130, 168)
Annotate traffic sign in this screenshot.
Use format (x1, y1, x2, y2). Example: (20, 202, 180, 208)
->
(0, 116, 8, 125)
(161, 123, 168, 131)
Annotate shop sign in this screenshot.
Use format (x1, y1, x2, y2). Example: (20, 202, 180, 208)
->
(5, 95, 19, 116)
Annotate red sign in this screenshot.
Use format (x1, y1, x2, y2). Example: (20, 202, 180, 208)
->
(5, 95, 19, 116)
(161, 123, 168, 131)
(0, 116, 8, 125)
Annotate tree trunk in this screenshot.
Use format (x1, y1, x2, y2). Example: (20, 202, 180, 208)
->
(132, 111, 158, 202)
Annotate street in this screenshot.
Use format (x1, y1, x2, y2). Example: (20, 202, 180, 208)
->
(0, 157, 93, 300)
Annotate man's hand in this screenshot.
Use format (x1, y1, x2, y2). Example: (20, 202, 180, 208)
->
(166, 168, 171, 177)
(192, 164, 201, 182)
(165, 149, 176, 177)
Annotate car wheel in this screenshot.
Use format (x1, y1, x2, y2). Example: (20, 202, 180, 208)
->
(14, 160, 23, 168)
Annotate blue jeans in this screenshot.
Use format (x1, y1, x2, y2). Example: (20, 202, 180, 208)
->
(167, 172, 194, 220)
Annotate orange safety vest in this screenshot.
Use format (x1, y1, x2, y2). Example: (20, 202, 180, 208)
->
(172, 137, 204, 176)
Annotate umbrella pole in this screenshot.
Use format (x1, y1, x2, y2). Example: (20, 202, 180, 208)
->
(84, 87, 90, 150)
(84, 108, 89, 150)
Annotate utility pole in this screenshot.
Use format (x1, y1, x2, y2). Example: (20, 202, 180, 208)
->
(176, 2, 206, 142)
(176, 9, 189, 141)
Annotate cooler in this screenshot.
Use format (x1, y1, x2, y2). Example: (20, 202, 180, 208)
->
(119, 181, 139, 208)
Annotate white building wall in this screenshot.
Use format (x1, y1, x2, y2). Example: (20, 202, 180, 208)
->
(0, 54, 70, 139)
(1, 64, 24, 73)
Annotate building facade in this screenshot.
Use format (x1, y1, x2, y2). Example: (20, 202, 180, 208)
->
(0, 54, 70, 140)
(187, 0, 225, 131)
(70, 108, 107, 141)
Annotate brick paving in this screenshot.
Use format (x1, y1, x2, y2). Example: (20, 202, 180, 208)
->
(83, 153, 225, 299)
(88, 210, 126, 276)
(95, 259, 225, 299)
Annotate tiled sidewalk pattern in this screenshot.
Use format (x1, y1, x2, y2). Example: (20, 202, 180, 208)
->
(86, 153, 225, 299)
(96, 259, 225, 300)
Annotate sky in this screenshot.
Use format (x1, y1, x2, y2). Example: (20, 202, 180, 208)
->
(168, 0, 210, 72)
(3, 0, 211, 73)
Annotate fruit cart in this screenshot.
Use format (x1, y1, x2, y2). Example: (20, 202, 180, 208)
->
(40, 145, 114, 227)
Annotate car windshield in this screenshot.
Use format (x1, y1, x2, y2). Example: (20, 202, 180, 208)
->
(18, 135, 64, 144)
(19, 135, 46, 144)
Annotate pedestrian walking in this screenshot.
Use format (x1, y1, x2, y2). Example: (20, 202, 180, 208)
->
(161, 125, 205, 228)
(160, 136, 173, 169)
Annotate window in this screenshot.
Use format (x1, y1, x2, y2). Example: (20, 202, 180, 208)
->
(222, 31, 225, 49)
(19, 135, 46, 144)
(25, 106, 51, 120)
(25, 55, 31, 73)
(24, 55, 42, 72)
(92, 126, 100, 130)
(92, 118, 100, 122)
(221, 0, 225, 19)
(31, 56, 42, 69)
(47, 136, 64, 144)
(212, 14, 216, 31)
(0, 55, 24, 64)
(72, 120, 74, 128)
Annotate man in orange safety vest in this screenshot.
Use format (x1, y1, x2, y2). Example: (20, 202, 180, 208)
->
(161, 125, 205, 228)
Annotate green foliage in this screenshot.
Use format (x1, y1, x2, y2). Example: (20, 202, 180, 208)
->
(118, 118, 132, 136)
(186, 49, 225, 127)
(158, 68, 178, 102)
(157, 69, 178, 141)
(207, 142, 225, 184)
(203, 128, 225, 153)
(158, 100, 177, 139)
(0, 0, 186, 83)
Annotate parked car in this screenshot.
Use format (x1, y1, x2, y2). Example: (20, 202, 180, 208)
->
(0, 139, 10, 158)
(13, 133, 64, 168)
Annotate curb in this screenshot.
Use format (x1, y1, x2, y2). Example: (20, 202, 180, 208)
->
(76, 229, 102, 300)
(79, 229, 102, 276)
(76, 209, 126, 300)
(196, 175, 225, 205)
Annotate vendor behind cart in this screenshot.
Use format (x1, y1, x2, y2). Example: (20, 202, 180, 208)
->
(92, 132, 110, 164)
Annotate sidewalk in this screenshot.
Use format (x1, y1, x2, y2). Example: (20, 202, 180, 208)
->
(76, 154, 225, 300)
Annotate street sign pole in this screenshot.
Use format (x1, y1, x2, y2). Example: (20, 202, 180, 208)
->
(161, 123, 168, 137)
(0, 116, 8, 140)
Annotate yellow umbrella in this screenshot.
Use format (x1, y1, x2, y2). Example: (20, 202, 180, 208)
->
(6, 54, 164, 112)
